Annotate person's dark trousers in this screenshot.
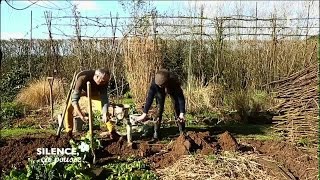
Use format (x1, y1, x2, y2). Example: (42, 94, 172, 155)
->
(172, 96, 185, 135)
(152, 92, 165, 140)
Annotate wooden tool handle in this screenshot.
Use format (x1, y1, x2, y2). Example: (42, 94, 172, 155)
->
(87, 81, 96, 164)
(56, 72, 77, 136)
(87, 81, 93, 136)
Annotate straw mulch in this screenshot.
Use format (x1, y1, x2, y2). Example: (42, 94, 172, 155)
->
(156, 152, 277, 180)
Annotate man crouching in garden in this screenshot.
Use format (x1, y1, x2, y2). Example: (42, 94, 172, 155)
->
(136, 69, 186, 143)
(64, 68, 120, 139)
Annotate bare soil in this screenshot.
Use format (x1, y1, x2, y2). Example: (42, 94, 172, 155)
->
(0, 135, 71, 172)
(243, 140, 318, 180)
(0, 131, 317, 179)
(218, 131, 239, 151)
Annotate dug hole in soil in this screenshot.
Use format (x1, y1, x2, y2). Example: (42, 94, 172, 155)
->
(95, 131, 240, 169)
(0, 131, 317, 179)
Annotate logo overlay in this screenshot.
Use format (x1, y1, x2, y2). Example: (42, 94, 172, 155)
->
(37, 142, 90, 164)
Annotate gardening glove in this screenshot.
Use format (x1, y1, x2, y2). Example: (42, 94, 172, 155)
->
(178, 113, 185, 122)
(136, 113, 147, 122)
(102, 113, 108, 123)
(82, 116, 89, 122)
(106, 121, 115, 133)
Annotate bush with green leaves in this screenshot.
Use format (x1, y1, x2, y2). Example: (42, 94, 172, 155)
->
(0, 102, 24, 128)
(0, 68, 30, 102)
(223, 89, 274, 123)
(103, 159, 158, 180)
(69, 132, 102, 161)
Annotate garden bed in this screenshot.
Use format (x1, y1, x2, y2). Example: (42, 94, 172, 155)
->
(0, 131, 317, 179)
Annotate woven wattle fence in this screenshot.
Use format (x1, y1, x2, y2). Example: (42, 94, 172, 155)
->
(271, 65, 318, 142)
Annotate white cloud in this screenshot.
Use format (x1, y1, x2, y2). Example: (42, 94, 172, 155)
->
(73, 1, 100, 11)
(180, 1, 319, 18)
(1, 32, 26, 40)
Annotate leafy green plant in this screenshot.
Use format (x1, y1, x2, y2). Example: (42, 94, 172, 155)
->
(129, 104, 138, 115)
(93, 110, 102, 126)
(3, 156, 91, 180)
(26, 157, 60, 179)
(2, 168, 28, 180)
(103, 159, 158, 180)
(63, 160, 91, 180)
(69, 132, 102, 162)
(83, 110, 103, 131)
(297, 137, 315, 147)
(0, 102, 24, 128)
(0, 102, 23, 120)
(123, 91, 132, 99)
(0, 68, 30, 102)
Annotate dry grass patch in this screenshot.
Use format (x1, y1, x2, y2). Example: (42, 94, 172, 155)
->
(15, 78, 65, 109)
(185, 82, 224, 113)
(157, 152, 277, 180)
(123, 37, 163, 105)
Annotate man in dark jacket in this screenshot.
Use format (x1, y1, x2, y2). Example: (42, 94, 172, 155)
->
(136, 69, 186, 142)
(64, 68, 118, 139)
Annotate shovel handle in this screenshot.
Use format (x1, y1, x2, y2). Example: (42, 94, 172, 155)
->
(87, 81, 93, 136)
(87, 81, 96, 164)
(56, 72, 77, 136)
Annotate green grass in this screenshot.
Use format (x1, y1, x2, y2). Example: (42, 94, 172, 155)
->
(218, 123, 282, 141)
(158, 122, 281, 142)
(217, 123, 270, 135)
(0, 128, 55, 139)
(236, 133, 282, 141)
(119, 98, 135, 105)
(207, 154, 217, 161)
(297, 137, 317, 147)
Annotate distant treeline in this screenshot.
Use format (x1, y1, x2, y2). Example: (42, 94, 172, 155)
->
(0, 38, 317, 102)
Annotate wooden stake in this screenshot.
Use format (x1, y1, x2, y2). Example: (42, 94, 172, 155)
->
(47, 77, 54, 121)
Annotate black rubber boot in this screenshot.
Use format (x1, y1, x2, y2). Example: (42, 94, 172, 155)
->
(177, 121, 186, 135)
(148, 123, 160, 144)
(67, 131, 74, 140)
(110, 131, 121, 141)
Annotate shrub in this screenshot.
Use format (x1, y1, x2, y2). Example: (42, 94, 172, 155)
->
(223, 89, 275, 123)
(226, 90, 251, 122)
(184, 81, 224, 114)
(0, 68, 30, 102)
(0, 102, 24, 128)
